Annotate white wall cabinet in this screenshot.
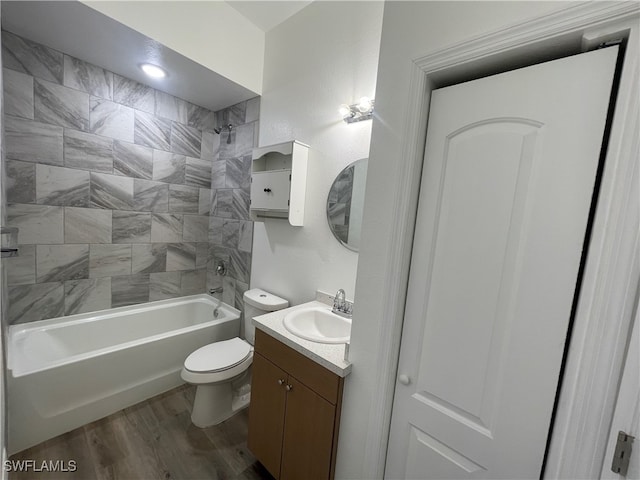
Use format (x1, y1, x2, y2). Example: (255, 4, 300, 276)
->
(251, 140, 309, 226)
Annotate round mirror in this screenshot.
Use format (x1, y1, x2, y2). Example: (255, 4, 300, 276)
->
(326, 158, 368, 252)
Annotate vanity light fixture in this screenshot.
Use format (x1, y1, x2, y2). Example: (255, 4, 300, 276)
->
(140, 63, 167, 79)
(339, 96, 375, 123)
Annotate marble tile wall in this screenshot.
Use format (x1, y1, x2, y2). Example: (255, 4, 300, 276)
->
(207, 98, 259, 312)
(0, 31, 257, 324)
(1, 28, 8, 336)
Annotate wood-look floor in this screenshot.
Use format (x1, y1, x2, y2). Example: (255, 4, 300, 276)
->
(9, 385, 274, 480)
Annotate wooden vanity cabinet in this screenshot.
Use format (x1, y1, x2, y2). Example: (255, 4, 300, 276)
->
(248, 329, 345, 480)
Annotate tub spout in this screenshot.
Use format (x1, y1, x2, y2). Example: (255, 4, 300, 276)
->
(208, 288, 223, 318)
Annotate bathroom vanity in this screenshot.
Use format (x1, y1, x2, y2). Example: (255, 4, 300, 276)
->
(248, 301, 351, 480)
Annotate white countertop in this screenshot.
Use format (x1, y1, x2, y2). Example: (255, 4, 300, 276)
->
(252, 300, 352, 377)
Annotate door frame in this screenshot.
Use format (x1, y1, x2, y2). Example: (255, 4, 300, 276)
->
(362, 2, 640, 478)
(601, 299, 640, 479)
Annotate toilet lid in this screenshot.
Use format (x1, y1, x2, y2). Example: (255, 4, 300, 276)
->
(184, 338, 252, 373)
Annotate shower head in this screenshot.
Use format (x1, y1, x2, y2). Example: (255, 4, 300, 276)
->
(213, 124, 233, 135)
(213, 124, 233, 144)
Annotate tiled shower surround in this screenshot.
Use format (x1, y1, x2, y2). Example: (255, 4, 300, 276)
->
(2, 31, 258, 323)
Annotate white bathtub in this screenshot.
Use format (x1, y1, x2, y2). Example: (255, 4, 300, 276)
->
(7, 294, 240, 454)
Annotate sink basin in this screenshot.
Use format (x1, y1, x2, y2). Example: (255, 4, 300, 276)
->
(283, 307, 351, 344)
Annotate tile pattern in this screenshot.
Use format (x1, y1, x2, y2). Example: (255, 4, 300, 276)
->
(64, 129, 113, 172)
(169, 185, 199, 213)
(112, 211, 151, 243)
(114, 140, 153, 179)
(132, 244, 167, 274)
(111, 273, 150, 308)
(36, 244, 89, 283)
(64, 278, 111, 315)
(5, 116, 63, 165)
(5, 245, 36, 286)
(166, 243, 196, 271)
(7, 204, 64, 244)
(63, 55, 112, 100)
(89, 244, 132, 278)
(2, 31, 63, 83)
(89, 97, 134, 142)
(35, 164, 90, 207)
(8, 282, 64, 324)
(150, 271, 181, 301)
(3, 68, 34, 119)
(208, 101, 257, 310)
(64, 208, 112, 244)
(34, 78, 89, 130)
(186, 156, 212, 188)
(90, 173, 134, 210)
(153, 151, 184, 184)
(3, 31, 257, 324)
(134, 179, 169, 212)
(6, 160, 36, 204)
(113, 74, 154, 113)
(171, 123, 201, 157)
(135, 111, 171, 150)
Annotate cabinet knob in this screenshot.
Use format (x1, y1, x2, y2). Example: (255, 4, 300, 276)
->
(278, 379, 285, 385)
(398, 374, 411, 386)
(264, 188, 272, 193)
(285, 384, 293, 391)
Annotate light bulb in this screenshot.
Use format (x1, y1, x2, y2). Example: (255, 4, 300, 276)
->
(357, 97, 372, 113)
(140, 63, 167, 79)
(338, 104, 353, 118)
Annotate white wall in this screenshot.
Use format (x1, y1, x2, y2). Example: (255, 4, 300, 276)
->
(251, 1, 384, 305)
(337, 2, 575, 478)
(82, 1, 265, 94)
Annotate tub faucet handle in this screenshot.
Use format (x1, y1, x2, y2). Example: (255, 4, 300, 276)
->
(216, 260, 227, 276)
(209, 287, 223, 295)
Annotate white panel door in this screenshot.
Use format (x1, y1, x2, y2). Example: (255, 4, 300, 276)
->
(385, 47, 619, 479)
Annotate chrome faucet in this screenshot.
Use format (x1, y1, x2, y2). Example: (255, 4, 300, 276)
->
(209, 288, 223, 318)
(332, 289, 352, 318)
(216, 260, 227, 276)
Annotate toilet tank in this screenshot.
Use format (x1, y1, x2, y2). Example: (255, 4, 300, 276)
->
(243, 289, 289, 345)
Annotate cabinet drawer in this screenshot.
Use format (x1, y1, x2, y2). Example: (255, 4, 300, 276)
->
(254, 329, 342, 405)
(251, 170, 291, 211)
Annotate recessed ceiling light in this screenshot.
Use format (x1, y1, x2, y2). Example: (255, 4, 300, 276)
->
(140, 63, 167, 79)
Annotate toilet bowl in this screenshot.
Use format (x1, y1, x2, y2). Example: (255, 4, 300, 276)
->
(181, 289, 288, 427)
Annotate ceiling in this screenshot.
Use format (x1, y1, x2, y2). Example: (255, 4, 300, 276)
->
(226, 1, 312, 32)
(1, 1, 261, 112)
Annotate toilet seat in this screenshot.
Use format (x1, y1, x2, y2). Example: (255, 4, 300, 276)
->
(184, 337, 252, 373)
(181, 337, 253, 385)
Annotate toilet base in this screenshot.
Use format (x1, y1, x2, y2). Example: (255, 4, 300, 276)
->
(190, 381, 251, 428)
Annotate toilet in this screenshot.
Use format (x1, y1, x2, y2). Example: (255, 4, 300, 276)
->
(181, 288, 289, 427)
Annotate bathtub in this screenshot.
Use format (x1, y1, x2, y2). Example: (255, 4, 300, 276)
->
(7, 294, 240, 454)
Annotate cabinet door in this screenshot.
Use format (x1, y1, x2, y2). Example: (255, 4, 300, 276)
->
(248, 353, 288, 478)
(251, 171, 291, 211)
(280, 376, 336, 480)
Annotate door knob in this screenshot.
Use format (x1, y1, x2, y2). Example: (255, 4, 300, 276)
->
(285, 384, 293, 391)
(278, 379, 285, 385)
(398, 374, 411, 386)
